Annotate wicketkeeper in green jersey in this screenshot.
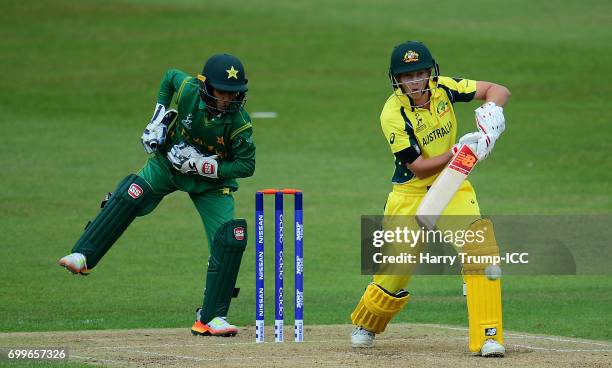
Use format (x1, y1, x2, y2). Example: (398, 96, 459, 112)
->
(58, 53, 256, 337)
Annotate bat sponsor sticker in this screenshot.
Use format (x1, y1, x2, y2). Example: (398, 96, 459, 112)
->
(449, 145, 478, 175)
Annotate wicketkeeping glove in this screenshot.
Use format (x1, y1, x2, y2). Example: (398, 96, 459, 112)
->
(475, 102, 505, 140)
(167, 142, 219, 178)
(141, 104, 177, 154)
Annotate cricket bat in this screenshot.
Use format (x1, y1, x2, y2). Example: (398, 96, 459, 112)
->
(416, 144, 478, 230)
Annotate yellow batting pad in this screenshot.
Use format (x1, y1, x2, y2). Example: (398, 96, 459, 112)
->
(464, 275, 503, 352)
(350, 283, 409, 333)
(462, 218, 503, 352)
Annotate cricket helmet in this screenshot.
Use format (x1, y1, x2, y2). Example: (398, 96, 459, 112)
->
(388, 41, 440, 107)
(389, 41, 438, 78)
(198, 53, 248, 114)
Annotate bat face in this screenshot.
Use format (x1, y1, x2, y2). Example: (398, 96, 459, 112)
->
(416, 144, 478, 229)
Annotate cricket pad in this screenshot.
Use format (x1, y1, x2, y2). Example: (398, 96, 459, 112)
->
(351, 283, 410, 333)
(72, 174, 153, 269)
(461, 218, 504, 352)
(199, 219, 247, 324)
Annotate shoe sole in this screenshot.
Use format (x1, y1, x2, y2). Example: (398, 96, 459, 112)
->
(481, 351, 505, 357)
(191, 329, 238, 337)
(351, 341, 374, 348)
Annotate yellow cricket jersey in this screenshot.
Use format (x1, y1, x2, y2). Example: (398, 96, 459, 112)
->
(380, 76, 477, 191)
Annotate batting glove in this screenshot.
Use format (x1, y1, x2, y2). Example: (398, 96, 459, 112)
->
(451, 132, 480, 155)
(452, 131, 494, 161)
(167, 142, 219, 178)
(475, 102, 505, 140)
(475, 131, 496, 161)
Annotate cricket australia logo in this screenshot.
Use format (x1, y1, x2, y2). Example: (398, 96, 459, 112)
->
(181, 113, 193, 129)
(437, 100, 450, 117)
(485, 327, 497, 337)
(403, 50, 419, 63)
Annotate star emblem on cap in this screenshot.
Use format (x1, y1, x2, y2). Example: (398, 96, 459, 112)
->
(226, 66, 239, 79)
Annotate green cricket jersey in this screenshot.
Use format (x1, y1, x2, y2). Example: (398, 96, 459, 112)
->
(155, 68, 255, 190)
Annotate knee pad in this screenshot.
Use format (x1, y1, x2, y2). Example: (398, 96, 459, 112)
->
(72, 174, 153, 269)
(351, 283, 409, 333)
(461, 218, 503, 352)
(199, 219, 248, 324)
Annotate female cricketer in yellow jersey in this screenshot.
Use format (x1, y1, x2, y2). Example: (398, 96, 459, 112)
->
(350, 41, 510, 356)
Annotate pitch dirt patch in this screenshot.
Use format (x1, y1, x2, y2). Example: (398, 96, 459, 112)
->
(1, 324, 611, 367)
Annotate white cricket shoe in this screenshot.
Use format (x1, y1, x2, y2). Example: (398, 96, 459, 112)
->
(351, 326, 375, 348)
(58, 253, 89, 275)
(480, 339, 505, 357)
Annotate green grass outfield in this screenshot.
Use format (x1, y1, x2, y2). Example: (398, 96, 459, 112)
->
(1, 0, 611, 344)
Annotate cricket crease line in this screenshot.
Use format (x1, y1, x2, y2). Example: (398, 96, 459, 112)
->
(81, 325, 611, 351)
(105, 348, 320, 362)
(74, 337, 612, 364)
(71, 354, 125, 365)
(410, 323, 612, 347)
(511, 344, 612, 353)
(505, 333, 612, 347)
(89, 336, 462, 350)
